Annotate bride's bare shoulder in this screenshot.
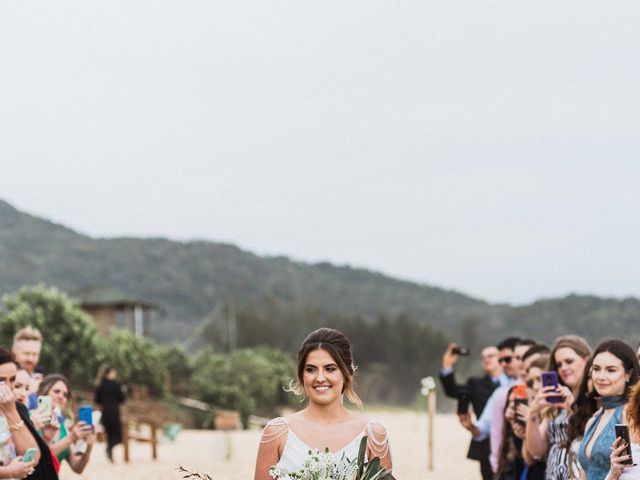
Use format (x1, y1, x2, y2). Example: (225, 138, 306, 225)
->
(347, 411, 370, 427)
(260, 416, 290, 444)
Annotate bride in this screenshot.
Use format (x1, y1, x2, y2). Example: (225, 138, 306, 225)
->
(254, 328, 392, 479)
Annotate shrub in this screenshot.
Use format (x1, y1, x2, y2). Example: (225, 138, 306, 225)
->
(0, 284, 100, 388)
(191, 346, 295, 426)
(97, 329, 168, 397)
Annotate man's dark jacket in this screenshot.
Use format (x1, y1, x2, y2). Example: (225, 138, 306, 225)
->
(439, 370, 498, 461)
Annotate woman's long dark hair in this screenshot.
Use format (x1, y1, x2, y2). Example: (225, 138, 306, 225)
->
(497, 386, 522, 478)
(564, 356, 597, 449)
(288, 327, 362, 408)
(591, 339, 640, 399)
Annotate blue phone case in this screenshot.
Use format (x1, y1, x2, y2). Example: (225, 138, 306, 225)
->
(78, 405, 93, 426)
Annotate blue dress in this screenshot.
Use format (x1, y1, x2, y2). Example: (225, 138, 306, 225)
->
(577, 405, 625, 480)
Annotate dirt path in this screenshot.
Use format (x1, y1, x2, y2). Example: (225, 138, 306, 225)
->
(61, 412, 479, 479)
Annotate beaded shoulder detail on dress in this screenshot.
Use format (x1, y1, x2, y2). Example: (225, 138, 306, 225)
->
(260, 417, 289, 444)
(365, 419, 390, 458)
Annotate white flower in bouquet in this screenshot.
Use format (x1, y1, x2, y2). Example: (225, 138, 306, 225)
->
(269, 436, 393, 480)
(269, 448, 357, 480)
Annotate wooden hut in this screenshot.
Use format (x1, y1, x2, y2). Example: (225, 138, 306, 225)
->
(73, 284, 159, 336)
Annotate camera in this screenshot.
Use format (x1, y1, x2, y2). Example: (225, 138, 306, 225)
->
(452, 345, 470, 356)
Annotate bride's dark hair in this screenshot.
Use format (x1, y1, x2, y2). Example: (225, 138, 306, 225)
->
(289, 327, 362, 408)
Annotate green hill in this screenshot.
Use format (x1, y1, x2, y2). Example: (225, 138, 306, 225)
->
(1, 199, 638, 348)
(0, 200, 497, 341)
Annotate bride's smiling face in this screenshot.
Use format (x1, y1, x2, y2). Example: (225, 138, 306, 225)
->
(303, 348, 345, 406)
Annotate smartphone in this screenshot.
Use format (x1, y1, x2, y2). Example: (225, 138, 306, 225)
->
(51, 406, 62, 428)
(36, 396, 53, 424)
(541, 371, 562, 404)
(513, 384, 528, 425)
(452, 345, 470, 356)
(615, 424, 634, 465)
(78, 405, 93, 430)
(457, 393, 470, 414)
(21, 448, 37, 463)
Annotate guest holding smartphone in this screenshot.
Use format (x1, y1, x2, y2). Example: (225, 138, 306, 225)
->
(498, 384, 546, 480)
(12, 368, 32, 407)
(606, 380, 640, 479)
(525, 336, 591, 480)
(37, 374, 95, 474)
(577, 340, 640, 480)
(0, 348, 59, 480)
(439, 342, 507, 480)
(563, 357, 598, 479)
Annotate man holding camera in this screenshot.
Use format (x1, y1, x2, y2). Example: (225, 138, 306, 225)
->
(458, 338, 536, 476)
(439, 343, 506, 480)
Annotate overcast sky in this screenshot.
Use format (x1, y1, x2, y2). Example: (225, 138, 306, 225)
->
(2, 2, 639, 304)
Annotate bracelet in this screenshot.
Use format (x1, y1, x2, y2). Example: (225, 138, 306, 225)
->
(8, 420, 24, 432)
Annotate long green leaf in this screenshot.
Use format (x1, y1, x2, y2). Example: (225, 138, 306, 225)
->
(357, 435, 367, 478)
(363, 457, 381, 480)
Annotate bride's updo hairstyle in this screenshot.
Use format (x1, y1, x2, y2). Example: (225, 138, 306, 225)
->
(291, 327, 362, 408)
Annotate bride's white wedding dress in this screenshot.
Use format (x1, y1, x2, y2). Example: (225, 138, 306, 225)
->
(261, 417, 390, 477)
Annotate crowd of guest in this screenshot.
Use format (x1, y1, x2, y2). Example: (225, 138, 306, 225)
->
(440, 336, 640, 480)
(0, 326, 125, 479)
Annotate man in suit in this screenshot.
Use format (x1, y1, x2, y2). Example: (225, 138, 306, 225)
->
(459, 338, 536, 475)
(439, 342, 506, 480)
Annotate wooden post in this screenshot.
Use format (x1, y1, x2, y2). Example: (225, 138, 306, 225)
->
(151, 423, 157, 460)
(427, 389, 436, 471)
(421, 376, 437, 473)
(224, 431, 232, 461)
(123, 421, 130, 463)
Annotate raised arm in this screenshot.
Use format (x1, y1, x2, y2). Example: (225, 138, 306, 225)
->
(439, 344, 463, 399)
(524, 387, 552, 459)
(0, 386, 41, 465)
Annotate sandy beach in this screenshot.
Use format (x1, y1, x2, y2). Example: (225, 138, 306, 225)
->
(60, 412, 479, 479)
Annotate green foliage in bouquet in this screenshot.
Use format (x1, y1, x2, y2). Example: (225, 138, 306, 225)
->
(269, 436, 395, 480)
(355, 436, 395, 480)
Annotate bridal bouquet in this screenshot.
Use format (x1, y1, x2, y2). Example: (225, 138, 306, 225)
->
(269, 436, 395, 480)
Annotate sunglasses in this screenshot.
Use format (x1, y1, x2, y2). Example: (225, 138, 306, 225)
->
(498, 356, 513, 364)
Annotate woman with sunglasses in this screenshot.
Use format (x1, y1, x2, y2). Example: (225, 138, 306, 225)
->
(525, 335, 591, 480)
(502, 356, 550, 479)
(577, 340, 640, 480)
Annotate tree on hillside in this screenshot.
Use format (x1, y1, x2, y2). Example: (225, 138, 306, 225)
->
(0, 284, 100, 388)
